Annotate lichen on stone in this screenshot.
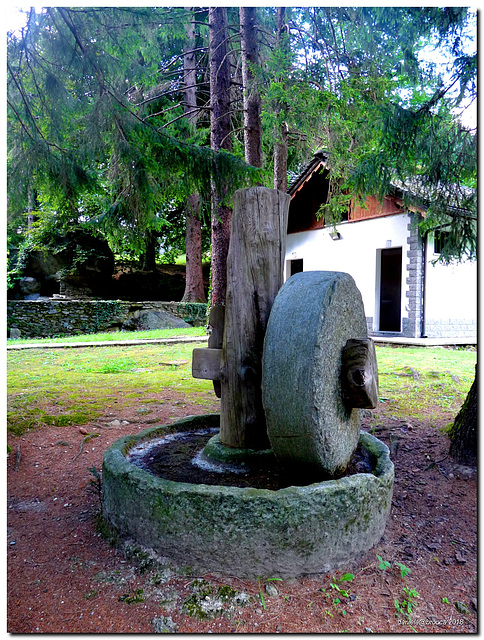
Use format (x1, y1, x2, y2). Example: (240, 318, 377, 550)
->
(181, 579, 251, 620)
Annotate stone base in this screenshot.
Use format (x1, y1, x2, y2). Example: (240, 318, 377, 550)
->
(202, 433, 274, 466)
(102, 415, 394, 579)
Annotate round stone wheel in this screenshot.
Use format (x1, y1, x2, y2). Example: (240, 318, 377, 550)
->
(262, 271, 369, 476)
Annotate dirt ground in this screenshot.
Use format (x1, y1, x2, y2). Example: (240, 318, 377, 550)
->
(7, 390, 477, 634)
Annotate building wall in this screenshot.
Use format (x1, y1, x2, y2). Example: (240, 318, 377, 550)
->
(350, 194, 404, 221)
(285, 212, 477, 340)
(285, 213, 410, 334)
(402, 213, 425, 338)
(423, 234, 477, 339)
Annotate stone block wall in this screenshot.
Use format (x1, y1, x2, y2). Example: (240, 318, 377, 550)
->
(403, 213, 425, 338)
(424, 319, 477, 340)
(7, 300, 208, 339)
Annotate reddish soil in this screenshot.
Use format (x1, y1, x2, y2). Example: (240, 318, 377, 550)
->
(7, 393, 477, 634)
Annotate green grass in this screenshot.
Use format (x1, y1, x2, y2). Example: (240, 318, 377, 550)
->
(6, 339, 476, 437)
(173, 253, 211, 266)
(374, 345, 476, 425)
(7, 342, 215, 436)
(7, 325, 207, 345)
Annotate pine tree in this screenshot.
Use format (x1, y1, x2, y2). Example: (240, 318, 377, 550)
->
(208, 7, 233, 307)
(181, 10, 207, 303)
(7, 7, 251, 279)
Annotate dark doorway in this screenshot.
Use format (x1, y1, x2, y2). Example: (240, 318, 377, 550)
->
(379, 248, 402, 331)
(290, 259, 304, 276)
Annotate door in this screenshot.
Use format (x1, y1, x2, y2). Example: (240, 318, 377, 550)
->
(379, 248, 402, 331)
(290, 259, 304, 276)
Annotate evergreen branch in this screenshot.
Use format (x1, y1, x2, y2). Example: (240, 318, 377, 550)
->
(158, 107, 208, 127)
(144, 100, 185, 117)
(55, 8, 88, 56)
(288, 20, 311, 74)
(220, 126, 244, 148)
(102, 83, 251, 188)
(7, 98, 38, 144)
(325, 8, 346, 80)
(132, 82, 209, 107)
(7, 63, 68, 154)
(113, 114, 128, 143)
(55, 7, 107, 93)
(158, 47, 207, 75)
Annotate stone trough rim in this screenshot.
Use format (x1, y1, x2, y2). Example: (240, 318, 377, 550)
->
(102, 413, 394, 578)
(104, 413, 393, 498)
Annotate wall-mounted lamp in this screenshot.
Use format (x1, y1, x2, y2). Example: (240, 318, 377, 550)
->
(330, 231, 342, 241)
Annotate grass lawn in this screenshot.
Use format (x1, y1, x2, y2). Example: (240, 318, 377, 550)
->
(6, 325, 207, 345)
(7, 331, 476, 437)
(374, 344, 476, 427)
(7, 341, 214, 436)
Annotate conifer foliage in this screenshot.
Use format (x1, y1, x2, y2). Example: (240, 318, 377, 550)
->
(7, 7, 253, 277)
(8, 7, 476, 269)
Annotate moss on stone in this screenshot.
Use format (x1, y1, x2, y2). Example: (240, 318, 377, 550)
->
(102, 416, 394, 578)
(181, 580, 250, 620)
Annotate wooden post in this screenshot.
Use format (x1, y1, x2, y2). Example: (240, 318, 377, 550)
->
(220, 187, 291, 449)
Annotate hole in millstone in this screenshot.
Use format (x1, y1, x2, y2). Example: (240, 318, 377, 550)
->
(351, 369, 366, 386)
(127, 430, 377, 490)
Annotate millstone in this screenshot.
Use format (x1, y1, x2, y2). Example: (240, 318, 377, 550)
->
(262, 271, 369, 475)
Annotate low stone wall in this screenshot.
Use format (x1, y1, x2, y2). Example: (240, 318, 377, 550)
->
(369, 316, 476, 341)
(424, 318, 477, 340)
(7, 299, 208, 339)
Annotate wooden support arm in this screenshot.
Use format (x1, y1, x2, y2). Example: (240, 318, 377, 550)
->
(192, 347, 222, 381)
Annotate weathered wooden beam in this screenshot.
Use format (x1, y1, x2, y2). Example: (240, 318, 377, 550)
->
(220, 187, 291, 449)
(192, 347, 222, 381)
(208, 304, 225, 397)
(341, 338, 379, 409)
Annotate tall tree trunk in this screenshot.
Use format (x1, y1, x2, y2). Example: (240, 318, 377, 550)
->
(240, 7, 262, 169)
(182, 11, 206, 303)
(182, 192, 206, 302)
(273, 122, 288, 192)
(449, 365, 477, 465)
(209, 6, 232, 307)
(140, 231, 157, 271)
(273, 7, 289, 192)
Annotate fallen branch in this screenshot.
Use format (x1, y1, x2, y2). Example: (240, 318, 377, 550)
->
(423, 455, 448, 472)
(71, 434, 100, 463)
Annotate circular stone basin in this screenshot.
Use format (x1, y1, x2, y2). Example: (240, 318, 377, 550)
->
(102, 414, 394, 579)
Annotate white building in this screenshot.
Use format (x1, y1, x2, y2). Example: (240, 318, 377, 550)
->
(285, 152, 477, 340)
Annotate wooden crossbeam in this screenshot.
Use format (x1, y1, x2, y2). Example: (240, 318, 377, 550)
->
(192, 347, 222, 381)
